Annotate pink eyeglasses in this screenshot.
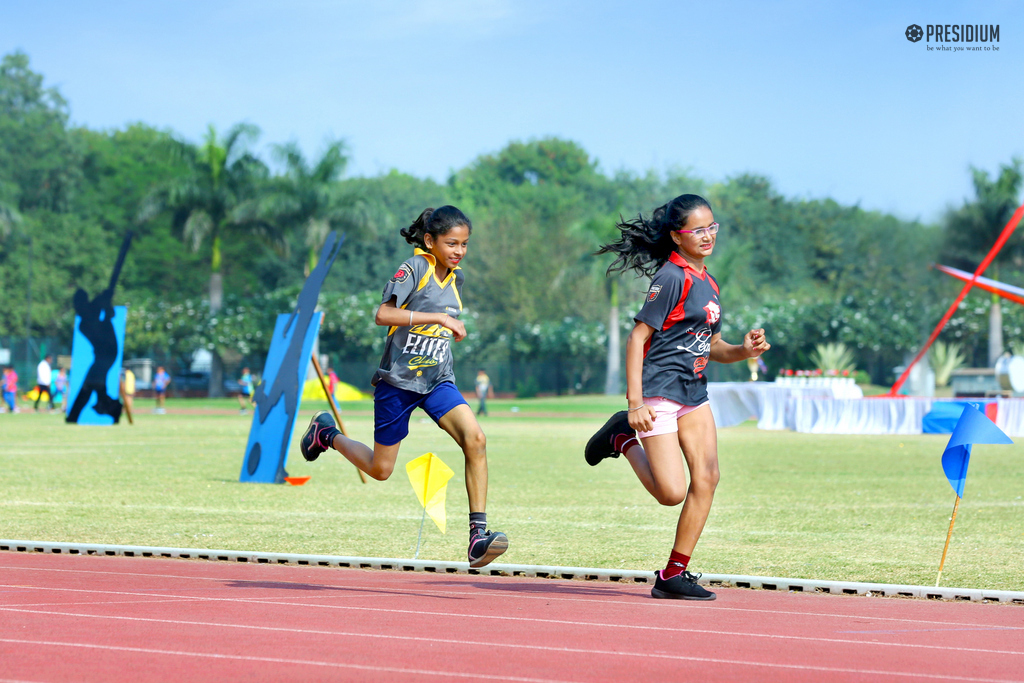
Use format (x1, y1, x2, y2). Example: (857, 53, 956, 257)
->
(677, 222, 719, 239)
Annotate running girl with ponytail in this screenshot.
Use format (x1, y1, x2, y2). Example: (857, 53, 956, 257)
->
(585, 194, 770, 600)
(300, 206, 509, 568)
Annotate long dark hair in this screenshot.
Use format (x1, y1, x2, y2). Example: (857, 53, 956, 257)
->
(401, 205, 473, 249)
(598, 194, 712, 277)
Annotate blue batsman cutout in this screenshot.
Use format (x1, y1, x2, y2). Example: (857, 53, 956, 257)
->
(240, 230, 343, 484)
(239, 312, 323, 483)
(66, 306, 126, 425)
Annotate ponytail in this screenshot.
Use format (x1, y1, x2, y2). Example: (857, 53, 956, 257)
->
(598, 194, 712, 277)
(401, 205, 472, 248)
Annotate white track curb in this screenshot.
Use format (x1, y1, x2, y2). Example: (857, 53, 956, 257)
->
(3, 539, 1021, 604)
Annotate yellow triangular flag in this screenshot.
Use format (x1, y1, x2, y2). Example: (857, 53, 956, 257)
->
(405, 452, 454, 533)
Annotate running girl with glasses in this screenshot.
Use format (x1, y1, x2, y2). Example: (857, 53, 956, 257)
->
(299, 206, 509, 568)
(585, 194, 770, 600)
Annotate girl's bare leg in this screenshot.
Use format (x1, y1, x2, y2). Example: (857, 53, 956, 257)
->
(439, 404, 507, 567)
(622, 434, 687, 505)
(622, 404, 720, 555)
(332, 436, 401, 481)
(437, 404, 488, 513)
(671, 405, 720, 554)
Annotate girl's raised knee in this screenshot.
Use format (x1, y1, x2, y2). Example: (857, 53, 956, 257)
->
(369, 460, 396, 481)
(655, 485, 686, 507)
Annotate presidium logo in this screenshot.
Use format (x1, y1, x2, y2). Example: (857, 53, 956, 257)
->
(906, 23, 1001, 52)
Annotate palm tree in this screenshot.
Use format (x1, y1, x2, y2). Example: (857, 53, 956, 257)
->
(942, 159, 1023, 366)
(230, 139, 370, 385)
(0, 201, 19, 239)
(242, 140, 367, 275)
(0, 181, 20, 239)
(138, 122, 269, 395)
(574, 214, 626, 395)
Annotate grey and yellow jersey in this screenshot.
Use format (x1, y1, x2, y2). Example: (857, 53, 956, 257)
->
(373, 248, 464, 394)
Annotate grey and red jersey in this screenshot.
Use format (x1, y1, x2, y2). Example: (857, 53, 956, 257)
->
(373, 248, 464, 394)
(633, 251, 722, 406)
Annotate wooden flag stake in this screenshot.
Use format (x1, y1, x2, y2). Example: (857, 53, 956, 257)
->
(310, 353, 367, 484)
(936, 494, 962, 587)
(413, 455, 434, 560)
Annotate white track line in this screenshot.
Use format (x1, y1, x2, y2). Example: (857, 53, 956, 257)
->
(3, 566, 1020, 631)
(0, 637, 1018, 683)
(8, 599, 205, 609)
(1, 606, 1022, 658)
(2, 587, 1023, 657)
(0, 638, 568, 683)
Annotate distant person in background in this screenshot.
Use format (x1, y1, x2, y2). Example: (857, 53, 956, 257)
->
(153, 366, 170, 414)
(53, 366, 68, 412)
(122, 367, 136, 416)
(327, 367, 339, 401)
(237, 367, 253, 414)
(35, 354, 54, 412)
(2, 367, 17, 413)
(475, 369, 492, 417)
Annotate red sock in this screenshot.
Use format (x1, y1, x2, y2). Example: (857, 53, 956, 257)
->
(611, 434, 638, 455)
(662, 550, 690, 579)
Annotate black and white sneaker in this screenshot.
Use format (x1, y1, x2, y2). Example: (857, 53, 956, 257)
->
(299, 411, 336, 462)
(651, 570, 716, 601)
(585, 410, 633, 466)
(468, 529, 509, 568)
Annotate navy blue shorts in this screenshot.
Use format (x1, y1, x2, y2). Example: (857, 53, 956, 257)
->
(374, 380, 468, 446)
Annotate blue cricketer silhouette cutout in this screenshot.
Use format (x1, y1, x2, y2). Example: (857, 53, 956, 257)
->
(240, 232, 343, 483)
(66, 233, 133, 425)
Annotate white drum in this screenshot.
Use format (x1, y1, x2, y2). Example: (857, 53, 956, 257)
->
(995, 355, 1024, 393)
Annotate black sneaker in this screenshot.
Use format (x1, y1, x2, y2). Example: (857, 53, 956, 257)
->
(651, 570, 716, 601)
(468, 529, 509, 568)
(299, 411, 336, 462)
(585, 410, 633, 466)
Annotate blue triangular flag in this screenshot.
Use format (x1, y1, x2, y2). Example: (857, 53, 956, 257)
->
(941, 404, 1013, 497)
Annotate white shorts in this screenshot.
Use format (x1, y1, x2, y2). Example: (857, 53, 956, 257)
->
(636, 397, 710, 439)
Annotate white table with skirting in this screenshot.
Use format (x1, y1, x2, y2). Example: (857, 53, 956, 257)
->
(708, 379, 863, 431)
(708, 381, 1024, 435)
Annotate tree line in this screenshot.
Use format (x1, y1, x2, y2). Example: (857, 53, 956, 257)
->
(2, 51, 1022, 393)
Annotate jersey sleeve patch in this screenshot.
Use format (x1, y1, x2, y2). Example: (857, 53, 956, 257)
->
(382, 258, 421, 306)
(634, 270, 684, 331)
(391, 264, 412, 283)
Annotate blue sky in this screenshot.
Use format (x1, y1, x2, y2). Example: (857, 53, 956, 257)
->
(3, 0, 1022, 222)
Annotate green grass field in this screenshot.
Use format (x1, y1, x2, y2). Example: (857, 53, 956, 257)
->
(3, 395, 1022, 590)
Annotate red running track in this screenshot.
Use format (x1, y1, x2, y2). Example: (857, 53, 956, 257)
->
(1, 551, 1023, 682)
